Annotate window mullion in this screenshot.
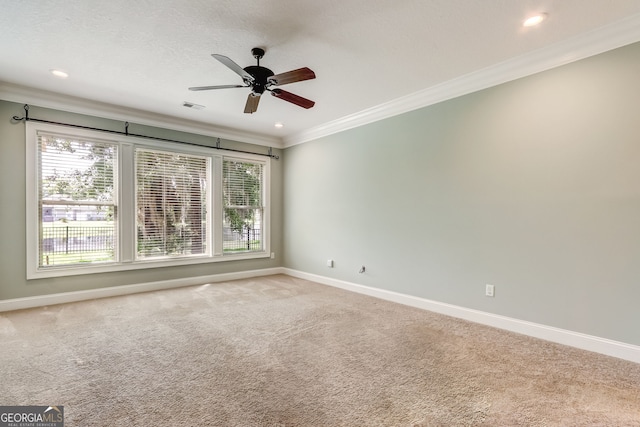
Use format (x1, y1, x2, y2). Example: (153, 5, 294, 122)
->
(212, 155, 224, 256)
(120, 143, 134, 263)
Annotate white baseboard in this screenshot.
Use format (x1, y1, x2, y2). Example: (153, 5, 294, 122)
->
(0, 267, 285, 313)
(283, 268, 640, 364)
(2, 266, 638, 364)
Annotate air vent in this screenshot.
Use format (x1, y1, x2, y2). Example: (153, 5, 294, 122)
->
(183, 102, 205, 110)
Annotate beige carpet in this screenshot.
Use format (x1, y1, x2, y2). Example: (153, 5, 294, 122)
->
(1, 274, 639, 426)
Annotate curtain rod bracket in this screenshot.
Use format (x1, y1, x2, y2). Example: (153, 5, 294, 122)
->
(11, 104, 30, 122)
(125, 122, 129, 136)
(216, 138, 221, 149)
(268, 147, 279, 160)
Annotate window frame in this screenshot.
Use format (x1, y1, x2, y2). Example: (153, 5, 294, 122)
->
(134, 146, 212, 261)
(26, 122, 271, 280)
(222, 157, 267, 255)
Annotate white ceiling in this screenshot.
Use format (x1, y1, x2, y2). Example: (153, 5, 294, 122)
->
(2, 1, 640, 148)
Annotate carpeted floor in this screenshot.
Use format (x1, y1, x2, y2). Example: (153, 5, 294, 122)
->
(1, 274, 639, 426)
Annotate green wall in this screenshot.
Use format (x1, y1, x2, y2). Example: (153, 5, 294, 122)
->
(283, 42, 640, 346)
(0, 101, 283, 300)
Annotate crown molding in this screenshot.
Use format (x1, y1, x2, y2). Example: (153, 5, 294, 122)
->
(284, 13, 640, 147)
(0, 82, 283, 149)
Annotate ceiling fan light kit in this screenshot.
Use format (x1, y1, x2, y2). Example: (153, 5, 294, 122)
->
(189, 47, 316, 114)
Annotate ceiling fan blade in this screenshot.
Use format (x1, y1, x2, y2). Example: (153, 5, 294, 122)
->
(270, 88, 315, 109)
(268, 67, 316, 86)
(188, 84, 246, 91)
(244, 93, 261, 114)
(212, 54, 254, 83)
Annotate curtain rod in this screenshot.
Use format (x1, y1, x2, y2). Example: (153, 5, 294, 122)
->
(11, 104, 279, 160)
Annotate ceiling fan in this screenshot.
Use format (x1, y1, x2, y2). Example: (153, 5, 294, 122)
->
(189, 47, 316, 114)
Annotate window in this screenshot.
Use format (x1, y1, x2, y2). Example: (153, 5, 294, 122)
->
(223, 159, 264, 253)
(26, 122, 270, 279)
(37, 133, 118, 267)
(136, 149, 209, 259)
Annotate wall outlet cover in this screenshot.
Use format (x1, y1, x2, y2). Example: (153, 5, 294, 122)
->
(485, 284, 495, 297)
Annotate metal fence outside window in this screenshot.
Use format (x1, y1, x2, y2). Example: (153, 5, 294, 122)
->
(223, 227, 262, 252)
(41, 226, 114, 254)
(40, 225, 261, 257)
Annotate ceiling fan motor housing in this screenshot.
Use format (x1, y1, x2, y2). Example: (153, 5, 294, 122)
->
(244, 65, 274, 94)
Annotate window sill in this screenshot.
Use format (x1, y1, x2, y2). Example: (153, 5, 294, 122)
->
(27, 251, 271, 280)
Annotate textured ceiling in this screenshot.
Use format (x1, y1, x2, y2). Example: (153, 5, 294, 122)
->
(2, 0, 640, 146)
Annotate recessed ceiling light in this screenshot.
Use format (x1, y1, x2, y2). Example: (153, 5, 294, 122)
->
(274, 122, 284, 128)
(523, 13, 547, 27)
(50, 69, 69, 78)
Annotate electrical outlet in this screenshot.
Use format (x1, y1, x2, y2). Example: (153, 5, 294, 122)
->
(485, 284, 495, 297)
(327, 259, 334, 268)
(270, 252, 275, 259)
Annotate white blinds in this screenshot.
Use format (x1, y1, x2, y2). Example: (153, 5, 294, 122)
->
(38, 133, 117, 267)
(136, 149, 208, 258)
(223, 159, 264, 252)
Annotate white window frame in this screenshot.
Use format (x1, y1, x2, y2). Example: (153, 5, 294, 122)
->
(134, 146, 212, 262)
(26, 122, 270, 279)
